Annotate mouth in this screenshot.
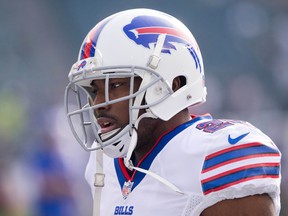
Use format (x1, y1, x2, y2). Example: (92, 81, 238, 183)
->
(96, 117, 117, 134)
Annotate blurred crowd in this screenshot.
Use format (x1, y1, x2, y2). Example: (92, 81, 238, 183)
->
(0, 0, 287, 215)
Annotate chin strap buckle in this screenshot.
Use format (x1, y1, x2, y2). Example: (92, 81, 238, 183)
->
(94, 173, 105, 187)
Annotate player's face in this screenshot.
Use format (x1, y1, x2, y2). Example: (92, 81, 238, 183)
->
(90, 77, 142, 134)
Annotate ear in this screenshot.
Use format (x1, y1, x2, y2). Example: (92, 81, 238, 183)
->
(172, 76, 186, 92)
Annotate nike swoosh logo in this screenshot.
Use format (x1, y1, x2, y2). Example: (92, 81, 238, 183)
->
(228, 132, 250, 145)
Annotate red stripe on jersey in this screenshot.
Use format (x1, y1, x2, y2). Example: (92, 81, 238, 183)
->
(201, 162, 280, 184)
(118, 158, 132, 180)
(205, 142, 263, 160)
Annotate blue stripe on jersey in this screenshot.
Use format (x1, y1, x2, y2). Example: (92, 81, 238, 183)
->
(202, 164, 280, 195)
(114, 115, 213, 191)
(202, 143, 279, 172)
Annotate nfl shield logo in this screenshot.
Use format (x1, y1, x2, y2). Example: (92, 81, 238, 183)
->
(122, 181, 134, 199)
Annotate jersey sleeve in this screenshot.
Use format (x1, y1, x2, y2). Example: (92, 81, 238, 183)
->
(196, 119, 281, 215)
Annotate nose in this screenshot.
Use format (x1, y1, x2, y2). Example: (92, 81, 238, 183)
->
(90, 79, 110, 117)
(93, 88, 110, 114)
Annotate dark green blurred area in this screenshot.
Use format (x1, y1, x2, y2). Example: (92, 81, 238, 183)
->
(0, 0, 287, 215)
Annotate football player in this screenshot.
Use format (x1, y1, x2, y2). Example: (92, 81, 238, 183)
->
(64, 8, 281, 216)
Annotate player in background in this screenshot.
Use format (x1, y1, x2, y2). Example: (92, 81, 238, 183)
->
(64, 8, 281, 216)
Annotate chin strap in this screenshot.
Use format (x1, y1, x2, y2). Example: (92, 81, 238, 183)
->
(93, 149, 104, 216)
(124, 111, 156, 168)
(130, 165, 184, 195)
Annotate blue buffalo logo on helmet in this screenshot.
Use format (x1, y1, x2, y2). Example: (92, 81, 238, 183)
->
(123, 15, 202, 73)
(77, 60, 87, 71)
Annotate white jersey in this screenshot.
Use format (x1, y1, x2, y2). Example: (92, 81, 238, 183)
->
(85, 115, 281, 215)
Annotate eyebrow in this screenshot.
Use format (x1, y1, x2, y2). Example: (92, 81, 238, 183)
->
(90, 80, 96, 86)
(90, 80, 103, 87)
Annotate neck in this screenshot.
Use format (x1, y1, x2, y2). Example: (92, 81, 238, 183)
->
(132, 109, 190, 165)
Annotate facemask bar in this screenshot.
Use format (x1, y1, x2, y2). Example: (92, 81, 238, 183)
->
(64, 65, 174, 152)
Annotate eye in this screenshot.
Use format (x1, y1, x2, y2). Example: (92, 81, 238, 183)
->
(89, 87, 98, 100)
(110, 82, 122, 89)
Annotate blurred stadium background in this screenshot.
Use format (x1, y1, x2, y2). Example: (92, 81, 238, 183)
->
(0, 0, 287, 215)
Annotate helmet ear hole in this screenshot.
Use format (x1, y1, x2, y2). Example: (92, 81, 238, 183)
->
(172, 76, 186, 91)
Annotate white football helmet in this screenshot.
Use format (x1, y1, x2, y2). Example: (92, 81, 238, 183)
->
(64, 8, 207, 158)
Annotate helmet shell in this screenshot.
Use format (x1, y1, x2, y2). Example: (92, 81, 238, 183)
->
(74, 8, 206, 120)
